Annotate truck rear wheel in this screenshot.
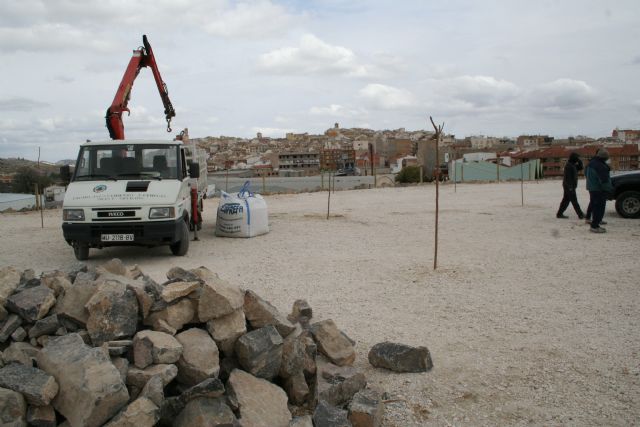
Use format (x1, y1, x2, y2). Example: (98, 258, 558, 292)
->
(170, 219, 189, 256)
(615, 190, 640, 218)
(73, 242, 89, 261)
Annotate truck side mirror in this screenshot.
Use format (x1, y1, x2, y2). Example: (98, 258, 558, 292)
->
(189, 163, 200, 179)
(60, 165, 71, 184)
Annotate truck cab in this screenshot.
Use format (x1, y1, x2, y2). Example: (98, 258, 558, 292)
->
(62, 139, 205, 260)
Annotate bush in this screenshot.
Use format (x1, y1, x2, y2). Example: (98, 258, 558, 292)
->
(395, 165, 421, 183)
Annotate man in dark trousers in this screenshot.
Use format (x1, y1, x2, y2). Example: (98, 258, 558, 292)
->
(556, 152, 584, 219)
(585, 148, 613, 233)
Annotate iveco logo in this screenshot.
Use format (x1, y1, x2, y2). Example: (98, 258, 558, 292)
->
(107, 211, 125, 217)
(93, 184, 107, 193)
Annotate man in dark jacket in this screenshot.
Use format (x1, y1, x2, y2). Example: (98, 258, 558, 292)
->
(585, 148, 613, 233)
(556, 152, 584, 219)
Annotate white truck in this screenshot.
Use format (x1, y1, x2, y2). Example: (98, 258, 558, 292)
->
(61, 139, 207, 260)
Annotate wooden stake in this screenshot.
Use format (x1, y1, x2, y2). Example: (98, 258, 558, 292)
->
(327, 172, 332, 219)
(429, 116, 444, 271)
(521, 162, 524, 206)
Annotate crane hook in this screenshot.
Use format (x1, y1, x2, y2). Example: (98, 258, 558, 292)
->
(166, 118, 172, 133)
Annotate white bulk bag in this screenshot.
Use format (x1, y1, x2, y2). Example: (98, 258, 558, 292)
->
(215, 181, 269, 238)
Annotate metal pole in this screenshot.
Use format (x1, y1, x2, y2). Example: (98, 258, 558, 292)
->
(496, 155, 500, 182)
(225, 169, 229, 192)
(262, 173, 266, 193)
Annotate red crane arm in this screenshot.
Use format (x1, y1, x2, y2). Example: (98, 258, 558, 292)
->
(105, 35, 176, 140)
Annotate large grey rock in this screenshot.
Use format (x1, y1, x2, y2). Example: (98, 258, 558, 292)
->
(310, 319, 356, 366)
(280, 328, 306, 379)
(139, 375, 164, 408)
(313, 400, 352, 427)
(206, 309, 246, 356)
(85, 281, 139, 346)
(3, 342, 39, 366)
(283, 371, 309, 405)
(157, 378, 225, 427)
(28, 314, 60, 339)
(111, 357, 129, 384)
(160, 281, 199, 303)
(132, 330, 183, 369)
(6, 286, 56, 323)
(197, 275, 243, 322)
(316, 360, 366, 407)
(0, 266, 21, 305)
(26, 404, 56, 427)
(235, 325, 283, 380)
(367, 342, 433, 373)
(0, 364, 58, 406)
(10, 326, 27, 342)
(40, 270, 71, 296)
(126, 364, 178, 389)
(348, 389, 383, 427)
(0, 314, 22, 343)
(175, 328, 220, 386)
(36, 333, 129, 427)
(289, 416, 314, 427)
(179, 377, 225, 403)
(288, 299, 313, 323)
(103, 397, 160, 427)
(53, 279, 97, 326)
(227, 369, 291, 427)
(243, 290, 295, 337)
(166, 267, 202, 283)
(0, 387, 27, 426)
(144, 298, 196, 333)
(174, 397, 236, 427)
(0, 304, 6, 322)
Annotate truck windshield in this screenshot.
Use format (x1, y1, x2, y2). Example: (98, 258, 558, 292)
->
(74, 144, 180, 181)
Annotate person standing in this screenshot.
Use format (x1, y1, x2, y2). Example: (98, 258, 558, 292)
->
(556, 152, 584, 219)
(585, 148, 613, 233)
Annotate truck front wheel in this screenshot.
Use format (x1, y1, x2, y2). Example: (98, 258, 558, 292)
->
(170, 220, 190, 256)
(73, 242, 89, 261)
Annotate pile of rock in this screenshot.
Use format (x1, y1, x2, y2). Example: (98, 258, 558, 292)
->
(0, 260, 423, 427)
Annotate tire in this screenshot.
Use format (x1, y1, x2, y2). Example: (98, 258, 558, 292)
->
(615, 190, 640, 218)
(73, 242, 89, 261)
(170, 219, 190, 256)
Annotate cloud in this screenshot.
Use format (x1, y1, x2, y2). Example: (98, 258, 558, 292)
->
(0, 97, 49, 112)
(251, 127, 293, 137)
(309, 104, 364, 117)
(52, 75, 75, 84)
(529, 78, 596, 111)
(631, 55, 640, 65)
(258, 34, 371, 77)
(204, 1, 295, 38)
(432, 75, 522, 109)
(359, 84, 416, 109)
(0, 24, 113, 53)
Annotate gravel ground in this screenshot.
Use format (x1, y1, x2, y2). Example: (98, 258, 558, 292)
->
(1, 179, 638, 426)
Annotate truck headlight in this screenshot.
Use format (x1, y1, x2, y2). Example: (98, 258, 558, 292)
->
(149, 207, 175, 219)
(63, 209, 85, 221)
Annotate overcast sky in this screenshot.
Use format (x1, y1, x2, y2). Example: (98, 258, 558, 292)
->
(1, 0, 639, 162)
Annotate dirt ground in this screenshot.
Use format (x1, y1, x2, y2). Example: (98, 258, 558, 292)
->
(1, 180, 638, 426)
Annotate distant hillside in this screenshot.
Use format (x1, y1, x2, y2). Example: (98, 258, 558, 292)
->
(0, 158, 62, 175)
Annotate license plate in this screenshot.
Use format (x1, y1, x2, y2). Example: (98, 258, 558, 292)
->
(101, 234, 134, 242)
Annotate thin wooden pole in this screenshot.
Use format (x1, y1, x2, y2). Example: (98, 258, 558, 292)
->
(454, 157, 457, 192)
(429, 116, 444, 271)
(496, 155, 500, 182)
(326, 172, 332, 219)
(225, 169, 229, 192)
(262, 172, 266, 193)
(520, 161, 524, 207)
